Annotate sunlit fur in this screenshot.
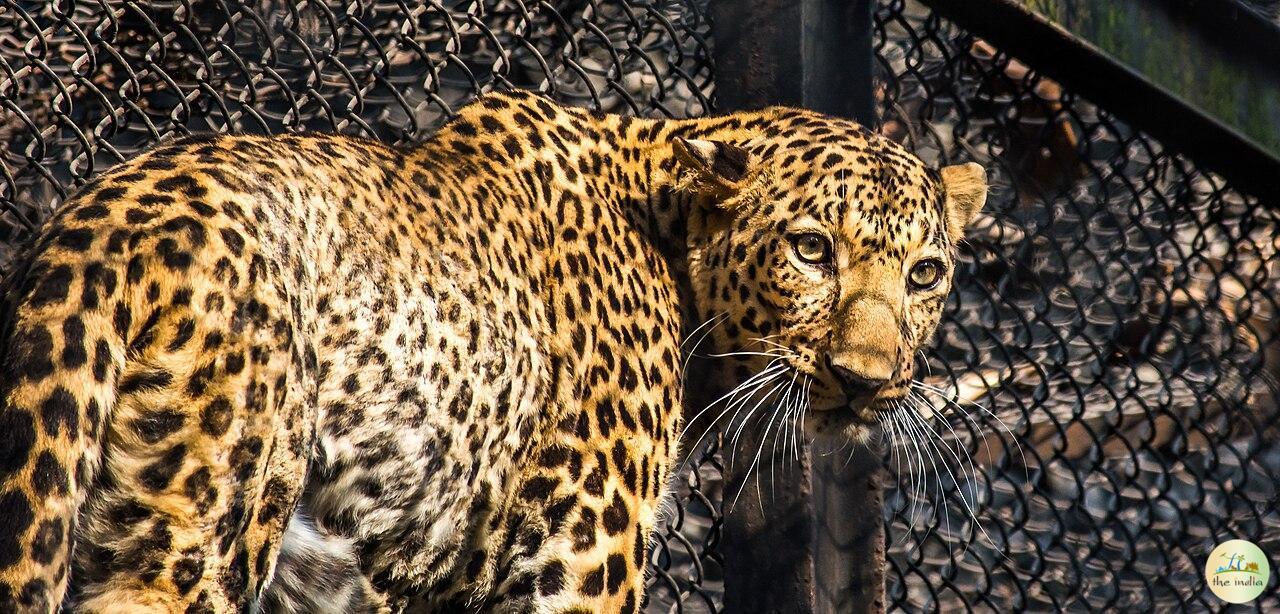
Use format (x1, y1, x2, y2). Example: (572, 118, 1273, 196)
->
(678, 112, 987, 444)
(0, 90, 983, 612)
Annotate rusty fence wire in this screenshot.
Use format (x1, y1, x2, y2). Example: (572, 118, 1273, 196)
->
(876, 1, 1280, 611)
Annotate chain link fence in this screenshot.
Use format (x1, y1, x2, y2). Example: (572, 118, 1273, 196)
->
(3, 0, 1278, 612)
(0, 0, 714, 262)
(876, 1, 1280, 611)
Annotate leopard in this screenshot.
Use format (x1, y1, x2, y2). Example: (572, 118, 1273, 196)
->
(0, 89, 986, 613)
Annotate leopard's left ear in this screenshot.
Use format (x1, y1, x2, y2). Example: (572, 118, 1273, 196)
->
(673, 137, 755, 197)
(939, 162, 987, 238)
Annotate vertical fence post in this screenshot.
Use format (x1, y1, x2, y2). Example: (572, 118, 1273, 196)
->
(709, 1, 883, 613)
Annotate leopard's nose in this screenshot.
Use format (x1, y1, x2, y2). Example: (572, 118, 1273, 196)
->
(828, 361, 889, 400)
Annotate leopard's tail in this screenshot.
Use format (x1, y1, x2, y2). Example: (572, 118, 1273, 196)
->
(0, 222, 128, 612)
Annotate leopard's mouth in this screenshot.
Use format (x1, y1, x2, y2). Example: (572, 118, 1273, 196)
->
(704, 355, 904, 442)
(799, 387, 910, 441)
(804, 372, 906, 415)
(802, 405, 880, 442)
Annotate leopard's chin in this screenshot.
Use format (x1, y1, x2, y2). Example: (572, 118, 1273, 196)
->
(802, 402, 881, 443)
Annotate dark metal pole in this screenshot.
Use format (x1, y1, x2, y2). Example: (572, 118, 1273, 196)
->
(812, 446, 885, 613)
(713, 0, 877, 122)
(710, 1, 884, 612)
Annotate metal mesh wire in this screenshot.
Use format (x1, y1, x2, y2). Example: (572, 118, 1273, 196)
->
(0, 0, 719, 610)
(0, 0, 713, 261)
(876, 1, 1280, 610)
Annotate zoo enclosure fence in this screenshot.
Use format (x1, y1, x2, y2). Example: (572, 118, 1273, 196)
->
(1, 0, 1278, 612)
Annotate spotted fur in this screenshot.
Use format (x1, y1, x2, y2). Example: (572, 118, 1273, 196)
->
(0, 90, 984, 612)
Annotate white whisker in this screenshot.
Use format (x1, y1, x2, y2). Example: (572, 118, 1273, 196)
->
(909, 389, 982, 508)
(680, 360, 789, 440)
(771, 379, 799, 497)
(797, 377, 812, 461)
(677, 363, 789, 473)
(901, 397, 1007, 561)
(910, 381, 997, 475)
(769, 370, 802, 490)
(894, 402, 929, 543)
(910, 380, 1028, 480)
(916, 349, 933, 378)
(703, 350, 795, 359)
(727, 379, 791, 460)
(896, 402, 943, 549)
(749, 336, 792, 352)
(731, 382, 790, 509)
(680, 312, 729, 386)
(681, 311, 728, 350)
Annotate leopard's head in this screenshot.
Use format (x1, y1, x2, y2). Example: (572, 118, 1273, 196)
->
(677, 110, 987, 442)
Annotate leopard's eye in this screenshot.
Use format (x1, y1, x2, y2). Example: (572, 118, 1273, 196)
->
(792, 233, 832, 265)
(908, 258, 944, 290)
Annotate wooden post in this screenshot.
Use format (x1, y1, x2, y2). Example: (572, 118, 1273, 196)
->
(710, 1, 884, 612)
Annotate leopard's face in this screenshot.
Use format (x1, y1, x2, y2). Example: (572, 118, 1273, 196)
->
(678, 118, 987, 441)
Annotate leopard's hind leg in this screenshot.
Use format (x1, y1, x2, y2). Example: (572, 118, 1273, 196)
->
(0, 157, 316, 612)
(70, 186, 315, 611)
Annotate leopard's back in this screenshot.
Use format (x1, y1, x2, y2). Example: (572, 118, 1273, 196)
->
(0, 92, 682, 613)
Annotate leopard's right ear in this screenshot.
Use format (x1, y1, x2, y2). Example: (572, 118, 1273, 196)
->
(939, 162, 987, 239)
(672, 137, 756, 197)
